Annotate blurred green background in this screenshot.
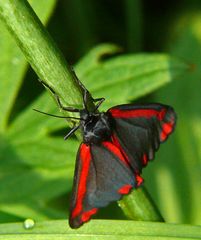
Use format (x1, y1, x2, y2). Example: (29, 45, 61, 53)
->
(0, 0, 200, 228)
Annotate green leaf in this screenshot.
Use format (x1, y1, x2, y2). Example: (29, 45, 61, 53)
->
(8, 92, 67, 140)
(0, 0, 57, 132)
(0, 92, 78, 220)
(0, 220, 200, 239)
(145, 13, 201, 225)
(76, 44, 188, 109)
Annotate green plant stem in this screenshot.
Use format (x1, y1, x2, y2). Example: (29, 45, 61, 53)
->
(118, 186, 164, 221)
(0, 0, 164, 223)
(0, 0, 85, 113)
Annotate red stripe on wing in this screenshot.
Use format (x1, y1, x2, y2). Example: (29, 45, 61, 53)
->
(111, 134, 144, 187)
(71, 144, 95, 220)
(112, 134, 148, 168)
(110, 105, 176, 143)
(102, 141, 138, 193)
(109, 108, 166, 121)
(111, 134, 130, 167)
(102, 141, 128, 166)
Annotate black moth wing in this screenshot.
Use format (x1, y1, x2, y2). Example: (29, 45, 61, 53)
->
(108, 103, 176, 174)
(69, 142, 136, 229)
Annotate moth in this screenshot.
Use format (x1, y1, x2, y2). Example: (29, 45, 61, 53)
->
(37, 80, 176, 228)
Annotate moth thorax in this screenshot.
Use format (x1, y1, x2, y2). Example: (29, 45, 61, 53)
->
(82, 113, 112, 144)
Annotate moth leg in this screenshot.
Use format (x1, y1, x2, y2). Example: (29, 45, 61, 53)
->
(55, 96, 80, 113)
(70, 67, 102, 111)
(93, 97, 105, 102)
(70, 66, 89, 94)
(82, 89, 105, 112)
(82, 88, 91, 111)
(39, 79, 80, 113)
(94, 97, 105, 111)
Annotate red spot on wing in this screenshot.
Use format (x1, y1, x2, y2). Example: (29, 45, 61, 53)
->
(109, 108, 167, 120)
(160, 121, 175, 142)
(71, 144, 91, 219)
(142, 154, 148, 166)
(118, 184, 133, 194)
(135, 174, 144, 187)
(81, 208, 98, 222)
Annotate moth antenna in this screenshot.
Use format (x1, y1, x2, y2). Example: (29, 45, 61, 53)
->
(64, 125, 80, 140)
(33, 109, 82, 120)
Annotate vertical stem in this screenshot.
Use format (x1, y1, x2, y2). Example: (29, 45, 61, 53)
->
(0, 0, 87, 113)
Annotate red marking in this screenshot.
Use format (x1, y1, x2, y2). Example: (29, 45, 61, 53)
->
(160, 121, 174, 141)
(118, 184, 133, 194)
(163, 122, 173, 133)
(81, 208, 98, 222)
(109, 108, 167, 121)
(142, 154, 148, 166)
(112, 134, 147, 173)
(102, 141, 128, 166)
(71, 144, 91, 219)
(135, 174, 144, 187)
(160, 132, 167, 141)
(111, 134, 130, 166)
(158, 109, 167, 121)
